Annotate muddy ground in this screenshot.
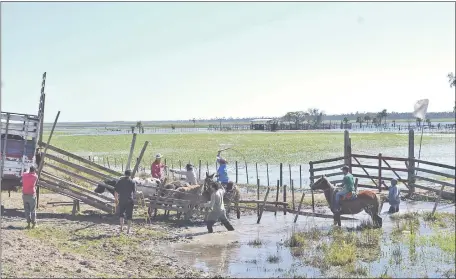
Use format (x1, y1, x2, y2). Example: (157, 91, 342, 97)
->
(1, 192, 226, 278)
(1, 186, 452, 278)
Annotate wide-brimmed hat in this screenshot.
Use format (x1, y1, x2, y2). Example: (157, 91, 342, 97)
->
(340, 165, 349, 171)
(155, 153, 162, 159)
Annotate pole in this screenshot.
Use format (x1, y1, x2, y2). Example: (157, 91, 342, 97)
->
(415, 126, 425, 175)
(36, 111, 60, 208)
(125, 133, 137, 170)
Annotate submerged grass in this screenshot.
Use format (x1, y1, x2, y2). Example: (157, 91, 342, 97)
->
(43, 132, 450, 165)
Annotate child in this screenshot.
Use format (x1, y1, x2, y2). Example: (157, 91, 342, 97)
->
(388, 179, 400, 213)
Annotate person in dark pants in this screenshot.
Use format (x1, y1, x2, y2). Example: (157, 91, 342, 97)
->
(206, 182, 234, 233)
(114, 170, 136, 234)
(388, 179, 400, 214)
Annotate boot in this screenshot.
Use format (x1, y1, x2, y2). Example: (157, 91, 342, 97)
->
(206, 221, 215, 233)
(221, 220, 234, 231)
(26, 222, 31, 229)
(31, 222, 36, 229)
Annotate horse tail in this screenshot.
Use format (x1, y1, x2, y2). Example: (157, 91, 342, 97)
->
(374, 193, 382, 215)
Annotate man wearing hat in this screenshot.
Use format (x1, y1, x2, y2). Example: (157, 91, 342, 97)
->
(151, 153, 167, 181)
(169, 163, 198, 185)
(216, 151, 229, 187)
(334, 165, 356, 212)
(387, 178, 400, 213)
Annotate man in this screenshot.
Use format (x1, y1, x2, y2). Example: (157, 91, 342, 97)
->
(22, 166, 38, 229)
(388, 178, 400, 214)
(206, 182, 234, 233)
(334, 165, 356, 212)
(151, 153, 166, 181)
(216, 151, 229, 187)
(169, 163, 198, 185)
(114, 170, 136, 234)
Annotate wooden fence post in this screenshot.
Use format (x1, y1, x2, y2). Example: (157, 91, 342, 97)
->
(266, 163, 270, 186)
(378, 153, 382, 192)
(235, 161, 238, 183)
(125, 133, 137, 171)
(309, 161, 315, 212)
(274, 180, 279, 216)
(299, 165, 302, 188)
(257, 187, 271, 224)
(132, 141, 149, 177)
(257, 178, 260, 217)
(408, 129, 416, 195)
(198, 159, 202, 180)
(289, 164, 292, 187)
(344, 130, 350, 167)
(279, 163, 283, 190)
(245, 162, 249, 184)
(255, 163, 259, 185)
(283, 184, 287, 215)
(291, 180, 295, 211)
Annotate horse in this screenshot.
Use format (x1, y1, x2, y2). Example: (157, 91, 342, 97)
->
(204, 173, 241, 219)
(311, 175, 383, 228)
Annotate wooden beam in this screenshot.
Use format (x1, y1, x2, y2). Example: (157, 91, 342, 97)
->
(39, 143, 122, 177)
(257, 187, 271, 224)
(45, 153, 115, 181)
(125, 133, 137, 171)
(132, 141, 149, 177)
(36, 111, 60, 208)
(312, 156, 345, 165)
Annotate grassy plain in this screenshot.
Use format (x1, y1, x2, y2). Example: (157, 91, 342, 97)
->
(42, 132, 455, 165)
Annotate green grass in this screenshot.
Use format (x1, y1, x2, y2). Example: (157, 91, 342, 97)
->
(41, 132, 453, 165)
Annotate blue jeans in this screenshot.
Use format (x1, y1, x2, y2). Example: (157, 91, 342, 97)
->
(334, 189, 349, 210)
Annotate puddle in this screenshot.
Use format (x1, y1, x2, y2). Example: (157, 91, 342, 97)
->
(162, 201, 455, 278)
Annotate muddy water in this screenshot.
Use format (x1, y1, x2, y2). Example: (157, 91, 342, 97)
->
(162, 201, 455, 278)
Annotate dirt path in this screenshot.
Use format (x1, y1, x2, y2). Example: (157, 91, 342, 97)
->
(1, 192, 218, 278)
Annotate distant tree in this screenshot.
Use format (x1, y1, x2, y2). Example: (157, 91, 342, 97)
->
(416, 118, 422, 127)
(307, 108, 325, 127)
(343, 117, 349, 124)
(426, 118, 431, 127)
(192, 118, 196, 127)
(392, 120, 396, 127)
(363, 115, 371, 125)
(282, 111, 308, 129)
(136, 121, 143, 133)
(380, 109, 388, 125)
(372, 117, 378, 126)
(355, 116, 363, 128)
(130, 126, 135, 133)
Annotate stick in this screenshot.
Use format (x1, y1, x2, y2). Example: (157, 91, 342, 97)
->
(126, 133, 137, 170)
(431, 185, 445, 216)
(415, 125, 425, 175)
(294, 191, 306, 223)
(257, 187, 270, 224)
(132, 141, 149, 177)
(274, 180, 279, 216)
(291, 180, 295, 211)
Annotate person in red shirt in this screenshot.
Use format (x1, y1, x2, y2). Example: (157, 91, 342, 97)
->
(22, 166, 38, 229)
(151, 153, 167, 181)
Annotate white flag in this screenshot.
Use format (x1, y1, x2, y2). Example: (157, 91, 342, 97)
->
(413, 99, 429, 120)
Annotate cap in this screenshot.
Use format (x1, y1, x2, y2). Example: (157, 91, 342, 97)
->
(340, 165, 349, 171)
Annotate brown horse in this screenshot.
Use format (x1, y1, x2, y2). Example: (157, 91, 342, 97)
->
(311, 176, 383, 228)
(204, 172, 241, 219)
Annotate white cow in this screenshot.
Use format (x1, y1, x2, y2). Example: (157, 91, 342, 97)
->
(133, 177, 161, 197)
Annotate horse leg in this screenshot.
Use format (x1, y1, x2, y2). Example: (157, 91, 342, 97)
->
(236, 201, 240, 219)
(337, 214, 341, 227)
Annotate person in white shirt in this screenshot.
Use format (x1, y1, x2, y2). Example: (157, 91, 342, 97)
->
(169, 163, 198, 185)
(206, 182, 234, 233)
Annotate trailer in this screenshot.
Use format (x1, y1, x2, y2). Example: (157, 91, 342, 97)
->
(1, 73, 46, 214)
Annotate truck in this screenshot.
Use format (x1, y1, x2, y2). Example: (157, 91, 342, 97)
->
(1, 73, 46, 214)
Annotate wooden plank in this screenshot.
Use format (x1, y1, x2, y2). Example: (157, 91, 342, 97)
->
(352, 156, 379, 187)
(45, 163, 115, 191)
(312, 156, 345, 164)
(352, 153, 409, 162)
(289, 209, 357, 221)
(313, 163, 346, 173)
(126, 133, 137, 171)
(413, 158, 456, 170)
(40, 143, 122, 177)
(351, 164, 408, 172)
(415, 175, 455, 188)
(36, 111, 60, 208)
(238, 200, 288, 206)
(414, 167, 456, 180)
(294, 191, 306, 223)
(41, 171, 115, 203)
(257, 187, 271, 224)
(45, 153, 116, 181)
(354, 174, 407, 183)
(38, 181, 113, 213)
(432, 185, 446, 216)
(382, 158, 409, 187)
(357, 184, 387, 190)
(310, 171, 344, 180)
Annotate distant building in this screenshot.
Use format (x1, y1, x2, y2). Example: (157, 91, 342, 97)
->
(250, 119, 274, 131)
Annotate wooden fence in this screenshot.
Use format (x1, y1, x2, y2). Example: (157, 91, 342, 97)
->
(309, 130, 455, 201)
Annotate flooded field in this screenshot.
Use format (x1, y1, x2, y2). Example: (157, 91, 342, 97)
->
(164, 201, 455, 278)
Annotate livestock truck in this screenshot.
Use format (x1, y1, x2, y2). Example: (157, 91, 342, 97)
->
(1, 73, 46, 214)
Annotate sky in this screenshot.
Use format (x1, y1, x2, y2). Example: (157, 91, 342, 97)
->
(1, 2, 455, 122)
